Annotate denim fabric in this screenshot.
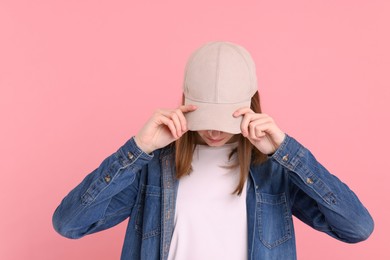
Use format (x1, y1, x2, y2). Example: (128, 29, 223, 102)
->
(52, 134, 374, 260)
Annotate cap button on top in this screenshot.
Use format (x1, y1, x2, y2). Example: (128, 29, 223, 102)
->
(306, 177, 314, 184)
(282, 154, 289, 162)
(127, 151, 134, 160)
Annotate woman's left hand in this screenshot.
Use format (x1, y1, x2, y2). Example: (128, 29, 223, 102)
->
(233, 107, 286, 155)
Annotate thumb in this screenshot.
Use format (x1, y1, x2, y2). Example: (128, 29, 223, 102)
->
(180, 104, 197, 113)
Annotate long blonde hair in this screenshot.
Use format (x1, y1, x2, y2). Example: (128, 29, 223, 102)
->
(174, 91, 267, 196)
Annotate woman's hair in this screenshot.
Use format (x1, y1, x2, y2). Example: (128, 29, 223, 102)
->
(174, 90, 268, 196)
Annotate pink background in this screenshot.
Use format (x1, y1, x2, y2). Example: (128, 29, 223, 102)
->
(1, 0, 389, 259)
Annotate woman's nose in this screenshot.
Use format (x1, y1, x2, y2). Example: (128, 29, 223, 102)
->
(208, 130, 221, 138)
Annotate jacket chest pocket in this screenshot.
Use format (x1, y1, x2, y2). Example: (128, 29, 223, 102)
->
(135, 184, 161, 239)
(257, 192, 292, 249)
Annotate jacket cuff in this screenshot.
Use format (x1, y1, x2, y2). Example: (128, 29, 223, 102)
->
(118, 136, 154, 167)
(270, 134, 301, 170)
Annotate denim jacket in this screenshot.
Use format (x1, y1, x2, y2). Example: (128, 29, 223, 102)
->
(52, 134, 374, 260)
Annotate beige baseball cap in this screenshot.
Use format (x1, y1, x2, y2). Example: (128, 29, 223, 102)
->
(183, 41, 258, 134)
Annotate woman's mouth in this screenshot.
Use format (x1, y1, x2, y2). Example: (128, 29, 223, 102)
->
(207, 137, 224, 143)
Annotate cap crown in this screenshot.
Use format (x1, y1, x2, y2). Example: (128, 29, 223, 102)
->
(184, 41, 258, 104)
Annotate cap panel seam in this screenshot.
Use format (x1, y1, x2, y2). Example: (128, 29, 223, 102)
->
(215, 43, 222, 103)
(229, 44, 257, 96)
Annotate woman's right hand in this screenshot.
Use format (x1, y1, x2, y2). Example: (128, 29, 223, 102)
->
(134, 105, 197, 154)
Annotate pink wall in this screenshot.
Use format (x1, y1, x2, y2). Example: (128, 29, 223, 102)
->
(1, 1, 388, 259)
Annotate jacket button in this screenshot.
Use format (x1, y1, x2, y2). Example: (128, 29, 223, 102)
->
(306, 177, 313, 184)
(104, 175, 111, 183)
(127, 152, 134, 160)
(282, 154, 289, 161)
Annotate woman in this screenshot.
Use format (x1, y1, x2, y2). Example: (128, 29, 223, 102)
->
(52, 41, 374, 260)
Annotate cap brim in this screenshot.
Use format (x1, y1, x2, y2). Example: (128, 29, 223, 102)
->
(184, 97, 250, 134)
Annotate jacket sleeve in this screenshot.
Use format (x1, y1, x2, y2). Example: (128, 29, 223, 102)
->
(271, 134, 374, 243)
(52, 136, 154, 239)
